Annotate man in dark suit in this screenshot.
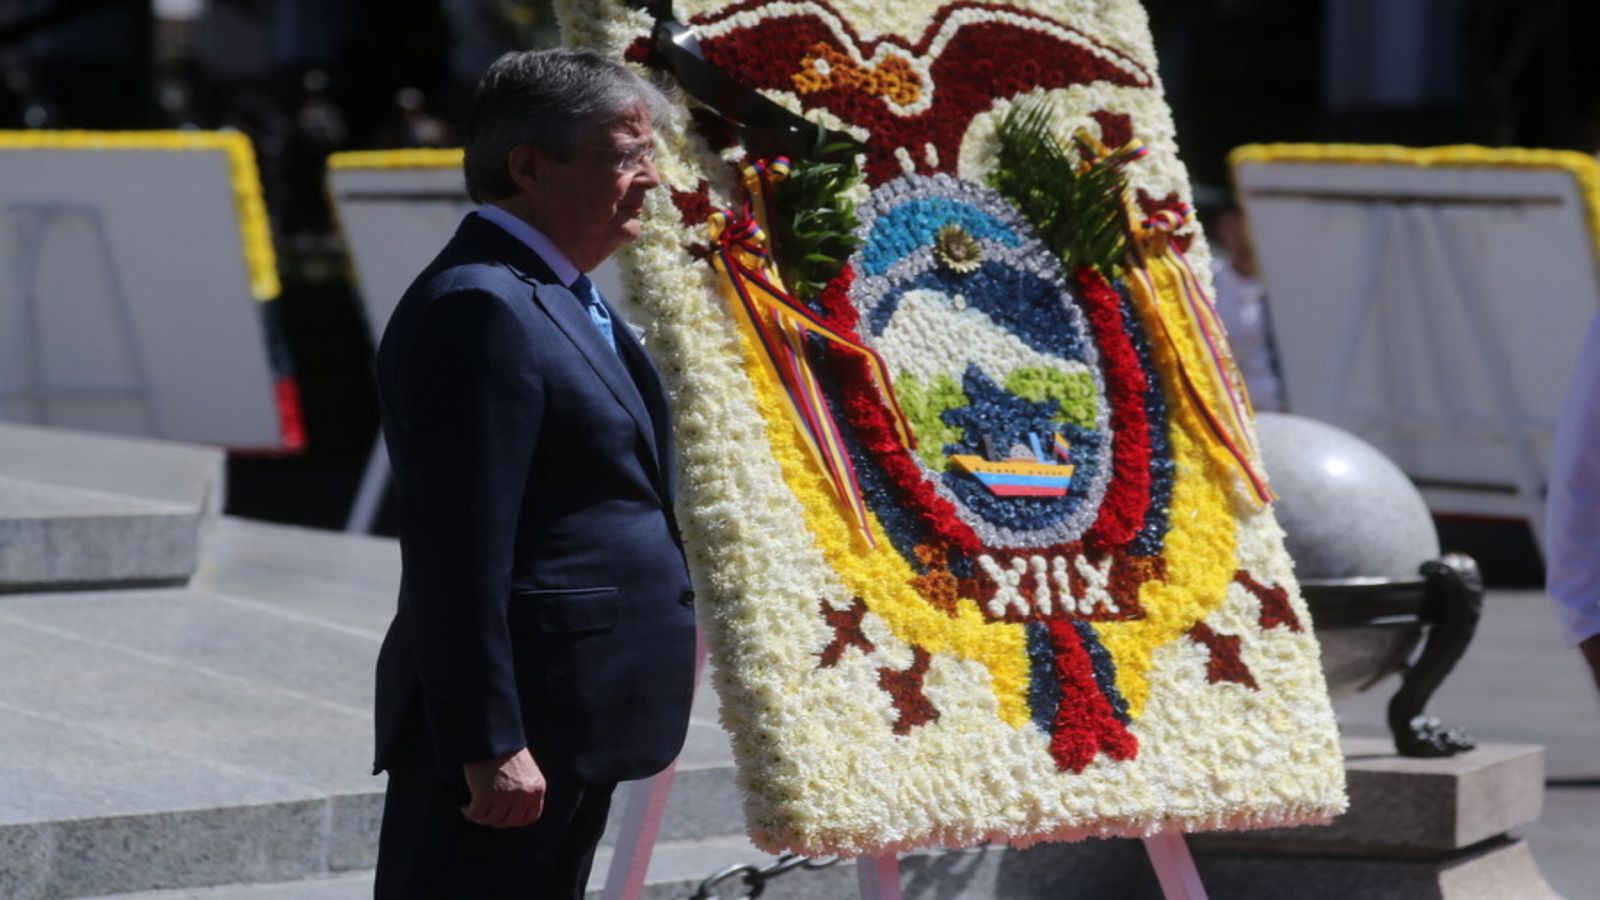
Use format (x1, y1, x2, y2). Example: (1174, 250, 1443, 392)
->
(371, 49, 697, 899)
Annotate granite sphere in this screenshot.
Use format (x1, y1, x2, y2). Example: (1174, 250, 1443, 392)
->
(1256, 412, 1439, 580)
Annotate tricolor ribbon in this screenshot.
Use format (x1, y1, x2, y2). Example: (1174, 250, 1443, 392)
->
(1071, 128, 1273, 504)
(1123, 205, 1276, 506)
(1073, 128, 1150, 175)
(707, 158, 917, 547)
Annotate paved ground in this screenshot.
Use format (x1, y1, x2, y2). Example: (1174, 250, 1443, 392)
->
(5, 512, 1594, 896)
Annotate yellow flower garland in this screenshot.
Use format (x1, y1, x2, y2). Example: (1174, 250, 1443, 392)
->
(1230, 143, 1600, 282)
(326, 148, 464, 170)
(1099, 255, 1240, 718)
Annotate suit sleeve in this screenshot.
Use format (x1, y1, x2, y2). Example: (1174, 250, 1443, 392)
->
(1547, 313, 1600, 646)
(394, 288, 543, 766)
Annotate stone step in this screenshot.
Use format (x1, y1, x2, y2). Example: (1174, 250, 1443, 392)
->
(0, 512, 753, 899)
(0, 423, 225, 514)
(0, 424, 224, 591)
(0, 517, 395, 899)
(0, 475, 200, 590)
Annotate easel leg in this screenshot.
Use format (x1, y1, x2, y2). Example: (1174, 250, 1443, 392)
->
(344, 435, 390, 534)
(855, 853, 904, 900)
(601, 630, 710, 900)
(602, 764, 681, 900)
(1142, 831, 1208, 899)
(1413, 208, 1551, 558)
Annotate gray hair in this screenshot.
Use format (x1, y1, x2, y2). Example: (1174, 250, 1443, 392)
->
(462, 48, 669, 203)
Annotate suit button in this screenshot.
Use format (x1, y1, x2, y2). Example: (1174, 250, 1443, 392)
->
(679, 589, 696, 607)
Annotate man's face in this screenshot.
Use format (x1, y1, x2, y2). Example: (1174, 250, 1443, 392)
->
(537, 103, 660, 270)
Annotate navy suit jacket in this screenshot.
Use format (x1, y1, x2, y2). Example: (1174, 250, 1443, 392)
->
(372, 212, 697, 784)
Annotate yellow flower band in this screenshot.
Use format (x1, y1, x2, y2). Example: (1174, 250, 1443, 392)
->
(326, 148, 464, 170)
(1230, 142, 1600, 283)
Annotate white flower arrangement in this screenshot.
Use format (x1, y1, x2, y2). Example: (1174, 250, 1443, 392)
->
(561, 0, 1346, 857)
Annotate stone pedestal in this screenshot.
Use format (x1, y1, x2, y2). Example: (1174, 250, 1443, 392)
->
(1189, 738, 1558, 899)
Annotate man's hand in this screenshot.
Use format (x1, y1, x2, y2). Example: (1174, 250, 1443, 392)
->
(461, 747, 546, 828)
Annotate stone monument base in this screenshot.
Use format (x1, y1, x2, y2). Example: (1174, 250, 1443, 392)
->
(1189, 738, 1558, 899)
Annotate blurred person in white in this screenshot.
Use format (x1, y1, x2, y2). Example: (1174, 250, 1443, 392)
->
(1208, 204, 1284, 413)
(1546, 313, 1600, 694)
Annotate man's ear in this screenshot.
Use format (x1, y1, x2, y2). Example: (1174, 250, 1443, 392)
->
(507, 145, 542, 196)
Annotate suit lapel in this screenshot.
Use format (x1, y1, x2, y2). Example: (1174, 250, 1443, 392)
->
(530, 282, 663, 480)
(459, 216, 670, 496)
(613, 310, 676, 506)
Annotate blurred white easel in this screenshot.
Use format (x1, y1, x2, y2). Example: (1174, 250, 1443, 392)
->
(1235, 146, 1600, 559)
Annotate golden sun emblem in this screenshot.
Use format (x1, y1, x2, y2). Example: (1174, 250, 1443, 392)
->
(934, 223, 983, 273)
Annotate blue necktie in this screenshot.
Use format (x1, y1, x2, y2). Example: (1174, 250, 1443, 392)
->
(570, 275, 617, 355)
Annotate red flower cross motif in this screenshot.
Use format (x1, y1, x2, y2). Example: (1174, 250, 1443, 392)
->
(817, 596, 876, 668)
(1188, 622, 1259, 690)
(878, 646, 939, 734)
(1234, 571, 1303, 633)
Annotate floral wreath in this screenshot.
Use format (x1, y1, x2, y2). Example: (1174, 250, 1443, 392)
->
(562, 0, 1346, 855)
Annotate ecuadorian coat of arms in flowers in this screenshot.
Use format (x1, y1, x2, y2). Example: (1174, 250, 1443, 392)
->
(558, 0, 1347, 854)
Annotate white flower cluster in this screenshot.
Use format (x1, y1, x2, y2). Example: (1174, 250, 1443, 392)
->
(978, 552, 1119, 619)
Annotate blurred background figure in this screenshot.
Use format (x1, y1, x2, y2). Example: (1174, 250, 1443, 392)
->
(3, 57, 60, 128)
(1545, 313, 1600, 696)
(284, 68, 349, 249)
(374, 85, 453, 148)
(1206, 203, 1284, 413)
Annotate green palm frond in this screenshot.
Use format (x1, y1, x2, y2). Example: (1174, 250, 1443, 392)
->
(988, 99, 1131, 276)
(772, 134, 864, 301)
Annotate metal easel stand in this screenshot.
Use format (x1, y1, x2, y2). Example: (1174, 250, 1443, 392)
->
(345, 433, 389, 533)
(3, 202, 161, 435)
(852, 834, 1208, 900)
(603, 629, 708, 900)
(1320, 201, 1550, 557)
(601, 631, 1210, 900)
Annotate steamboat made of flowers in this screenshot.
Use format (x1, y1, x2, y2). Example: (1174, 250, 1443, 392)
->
(949, 431, 1074, 498)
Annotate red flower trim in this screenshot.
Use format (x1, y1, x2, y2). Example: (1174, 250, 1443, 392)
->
(817, 596, 877, 668)
(671, 179, 716, 226)
(1073, 266, 1152, 550)
(1188, 621, 1259, 690)
(623, 35, 656, 67)
(1089, 110, 1134, 149)
(694, 0, 1154, 82)
(878, 645, 939, 734)
(1234, 571, 1303, 633)
(812, 264, 1164, 617)
(1045, 617, 1138, 771)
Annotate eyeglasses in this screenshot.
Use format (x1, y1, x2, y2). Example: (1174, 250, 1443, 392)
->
(608, 143, 655, 176)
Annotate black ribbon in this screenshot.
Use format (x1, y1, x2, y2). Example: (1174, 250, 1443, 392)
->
(628, 2, 865, 163)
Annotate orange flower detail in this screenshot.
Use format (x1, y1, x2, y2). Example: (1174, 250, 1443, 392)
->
(791, 43, 922, 106)
(910, 543, 963, 617)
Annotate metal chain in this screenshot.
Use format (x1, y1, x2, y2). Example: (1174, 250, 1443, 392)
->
(687, 853, 842, 899)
